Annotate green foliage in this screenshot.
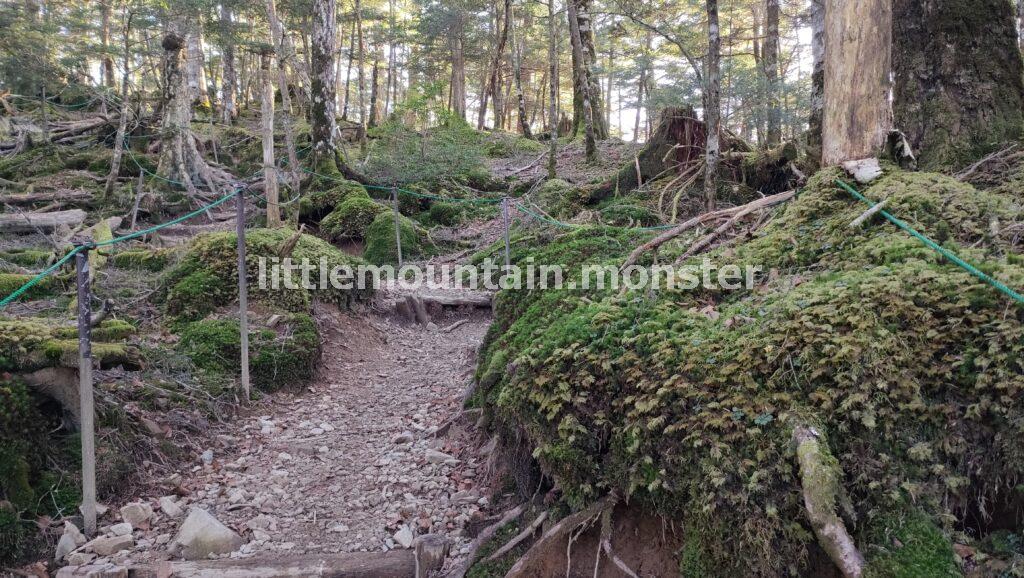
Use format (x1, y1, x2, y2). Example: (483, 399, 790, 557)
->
(363, 115, 487, 188)
(161, 227, 372, 321)
(177, 314, 320, 392)
(299, 180, 369, 221)
(482, 132, 546, 158)
(864, 514, 960, 578)
(320, 196, 388, 241)
(535, 178, 590, 219)
(598, 200, 661, 227)
(476, 168, 1024, 575)
(363, 211, 422, 265)
(0, 249, 52, 268)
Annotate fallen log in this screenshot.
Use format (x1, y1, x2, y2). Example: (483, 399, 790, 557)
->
(0, 208, 87, 233)
(0, 189, 92, 205)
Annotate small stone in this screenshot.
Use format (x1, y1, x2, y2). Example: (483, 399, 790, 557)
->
(64, 521, 87, 546)
(54, 532, 78, 561)
(120, 502, 154, 528)
(65, 551, 96, 566)
(159, 496, 184, 518)
(200, 450, 214, 465)
(392, 431, 414, 444)
(424, 449, 458, 465)
(172, 508, 244, 560)
(266, 314, 284, 327)
(108, 523, 133, 537)
(393, 525, 415, 549)
(86, 534, 135, 556)
(320, 423, 335, 432)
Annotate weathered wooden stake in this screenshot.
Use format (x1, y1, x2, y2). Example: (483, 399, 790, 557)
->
(236, 189, 250, 400)
(501, 197, 512, 270)
(74, 244, 97, 536)
(391, 186, 404, 268)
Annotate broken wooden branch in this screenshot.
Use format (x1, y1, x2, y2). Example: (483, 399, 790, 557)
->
(0, 189, 92, 205)
(672, 190, 796, 265)
(0, 208, 87, 233)
(848, 199, 888, 228)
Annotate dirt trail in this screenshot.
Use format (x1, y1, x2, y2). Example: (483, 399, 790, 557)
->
(66, 298, 495, 573)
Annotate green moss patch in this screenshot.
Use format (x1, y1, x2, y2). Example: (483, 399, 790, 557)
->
(427, 201, 465, 227)
(864, 514, 960, 578)
(161, 227, 372, 321)
(299, 179, 369, 221)
(363, 212, 422, 265)
(0, 273, 59, 301)
(476, 168, 1024, 575)
(320, 196, 388, 241)
(534, 178, 590, 219)
(111, 247, 175, 272)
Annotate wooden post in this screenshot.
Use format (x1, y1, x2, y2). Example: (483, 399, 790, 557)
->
(236, 189, 250, 400)
(391, 186, 403, 268)
(501, 197, 512, 270)
(74, 244, 97, 536)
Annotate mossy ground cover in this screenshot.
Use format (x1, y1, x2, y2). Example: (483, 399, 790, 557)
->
(320, 196, 389, 241)
(161, 227, 372, 322)
(475, 167, 1023, 576)
(363, 211, 423, 265)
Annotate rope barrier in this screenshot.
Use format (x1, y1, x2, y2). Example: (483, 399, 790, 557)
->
(835, 179, 1024, 306)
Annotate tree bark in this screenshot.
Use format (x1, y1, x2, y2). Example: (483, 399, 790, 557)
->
(571, 0, 607, 139)
(511, 3, 531, 138)
(806, 0, 825, 169)
(479, 0, 512, 130)
(184, 20, 209, 108)
(100, 0, 115, 89)
(266, 0, 301, 194)
(310, 0, 339, 168)
(342, 18, 355, 120)
(356, 0, 368, 152)
(105, 9, 133, 198)
(704, 0, 721, 211)
(764, 0, 781, 146)
(892, 0, 1024, 170)
(450, 11, 467, 120)
(220, 5, 238, 124)
(568, 0, 598, 161)
(260, 49, 280, 227)
(547, 0, 558, 179)
(822, 0, 892, 166)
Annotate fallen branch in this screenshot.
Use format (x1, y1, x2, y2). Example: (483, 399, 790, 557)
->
(483, 510, 548, 563)
(672, 190, 795, 265)
(0, 189, 91, 205)
(441, 319, 470, 333)
(956, 143, 1018, 181)
(793, 425, 865, 578)
(848, 199, 888, 228)
(621, 189, 796, 269)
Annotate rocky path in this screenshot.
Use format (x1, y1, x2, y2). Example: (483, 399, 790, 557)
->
(57, 300, 495, 575)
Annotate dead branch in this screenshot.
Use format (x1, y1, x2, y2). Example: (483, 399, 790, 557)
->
(621, 189, 796, 269)
(672, 190, 796, 265)
(956, 143, 1019, 181)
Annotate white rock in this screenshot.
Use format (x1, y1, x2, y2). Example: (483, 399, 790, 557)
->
(424, 449, 458, 465)
(159, 496, 184, 518)
(65, 551, 96, 566)
(200, 450, 215, 465)
(320, 423, 335, 432)
(54, 532, 78, 561)
(120, 502, 154, 527)
(108, 523, 133, 537)
(393, 525, 415, 549)
(64, 521, 86, 546)
(86, 534, 134, 556)
(172, 508, 245, 560)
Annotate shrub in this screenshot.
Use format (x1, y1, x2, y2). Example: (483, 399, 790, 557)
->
(482, 133, 546, 158)
(363, 212, 421, 265)
(161, 228, 372, 321)
(320, 196, 388, 241)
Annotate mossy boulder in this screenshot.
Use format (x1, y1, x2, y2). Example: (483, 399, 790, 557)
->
(476, 167, 1024, 575)
(111, 248, 176, 272)
(177, 314, 320, 392)
(363, 211, 422, 265)
(161, 227, 372, 322)
(0, 274, 60, 301)
(299, 179, 368, 221)
(0, 317, 139, 373)
(427, 201, 465, 227)
(320, 196, 388, 241)
(482, 133, 546, 158)
(598, 200, 661, 227)
(535, 178, 590, 219)
(0, 249, 53, 268)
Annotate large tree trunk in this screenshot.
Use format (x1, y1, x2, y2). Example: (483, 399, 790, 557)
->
(806, 0, 825, 169)
(546, 0, 558, 179)
(310, 0, 339, 169)
(822, 0, 892, 165)
(892, 0, 1024, 170)
(220, 5, 238, 124)
(567, 0, 598, 161)
(764, 0, 781, 146)
(260, 49, 280, 227)
(356, 0, 368, 152)
(450, 11, 467, 120)
(342, 18, 355, 120)
(184, 21, 209, 108)
(100, 0, 115, 89)
(266, 0, 301, 195)
(105, 10, 133, 198)
(704, 0, 722, 210)
(571, 0, 607, 140)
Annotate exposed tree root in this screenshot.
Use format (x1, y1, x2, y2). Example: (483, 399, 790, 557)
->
(449, 503, 527, 578)
(503, 492, 619, 578)
(621, 189, 796, 269)
(599, 508, 638, 578)
(483, 510, 549, 563)
(792, 425, 865, 578)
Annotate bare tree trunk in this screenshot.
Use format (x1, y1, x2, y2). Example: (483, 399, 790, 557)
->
(704, 0, 721, 211)
(385, 0, 396, 116)
(567, 0, 597, 161)
(356, 0, 368, 153)
(764, 0, 781, 146)
(632, 32, 651, 144)
(807, 0, 825, 169)
(450, 11, 467, 120)
(605, 29, 614, 134)
(479, 0, 512, 130)
(220, 5, 237, 124)
(105, 9, 133, 198)
(100, 0, 115, 88)
(822, 0, 892, 166)
(511, 3, 531, 137)
(368, 41, 381, 128)
(547, 0, 558, 179)
(266, 0, 301, 193)
(1019, 0, 1024, 51)
(574, 0, 607, 139)
(260, 48, 280, 227)
(184, 20, 209, 108)
(311, 0, 340, 169)
(342, 18, 355, 120)
(893, 0, 1024, 170)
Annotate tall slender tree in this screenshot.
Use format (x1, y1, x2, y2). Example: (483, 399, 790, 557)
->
(704, 0, 721, 210)
(567, 0, 597, 160)
(310, 0, 340, 170)
(547, 0, 558, 178)
(260, 47, 280, 227)
(763, 0, 781, 146)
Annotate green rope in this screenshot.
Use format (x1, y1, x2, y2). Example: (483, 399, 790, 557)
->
(835, 178, 1024, 306)
(0, 246, 84, 309)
